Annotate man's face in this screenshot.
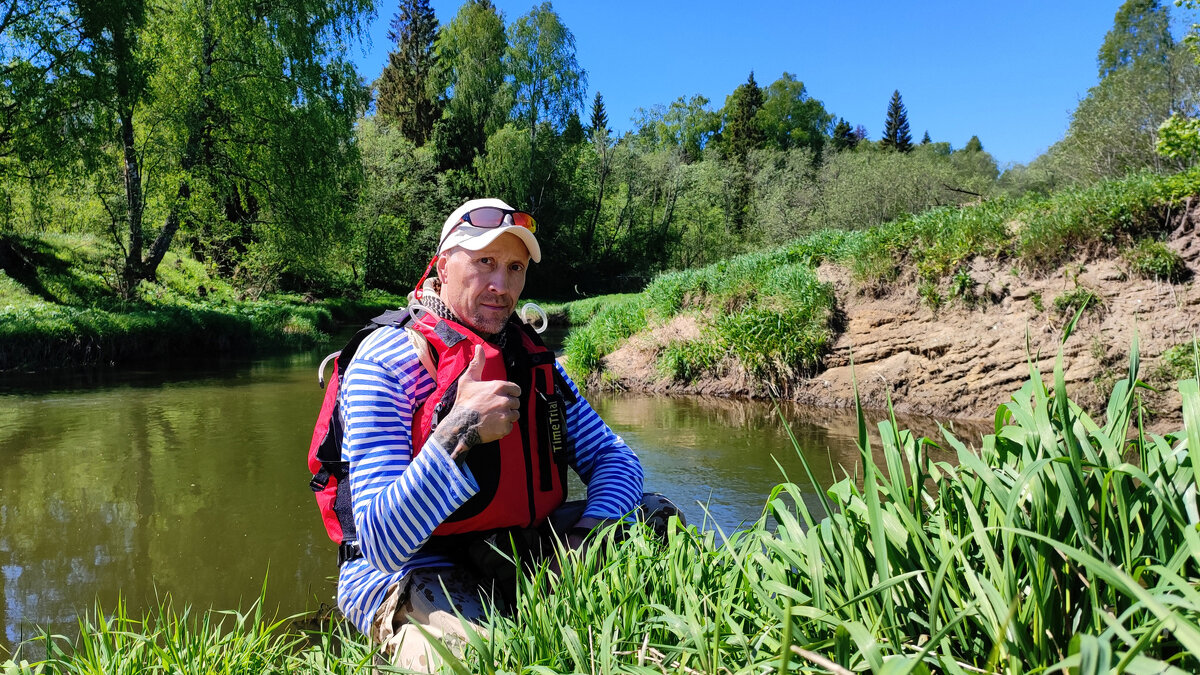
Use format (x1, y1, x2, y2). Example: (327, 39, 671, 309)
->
(436, 232, 530, 335)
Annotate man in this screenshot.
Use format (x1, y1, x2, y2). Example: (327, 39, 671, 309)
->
(336, 198, 664, 670)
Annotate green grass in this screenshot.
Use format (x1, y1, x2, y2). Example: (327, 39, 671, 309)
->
(7, 593, 375, 674)
(13, 342, 1200, 673)
(437, 338, 1200, 674)
(0, 233, 409, 371)
(564, 256, 836, 386)
(1157, 340, 1200, 382)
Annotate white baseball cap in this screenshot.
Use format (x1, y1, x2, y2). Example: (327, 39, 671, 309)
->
(437, 198, 542, 263)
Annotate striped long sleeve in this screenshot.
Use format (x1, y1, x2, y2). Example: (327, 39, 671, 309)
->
(335, 324, 644, 633)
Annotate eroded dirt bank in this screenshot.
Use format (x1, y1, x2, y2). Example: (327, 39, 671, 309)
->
(594, 214, 1200, 428)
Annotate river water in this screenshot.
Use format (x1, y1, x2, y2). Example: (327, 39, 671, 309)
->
(0, 330, 985, 654)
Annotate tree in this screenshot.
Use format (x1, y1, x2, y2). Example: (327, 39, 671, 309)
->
(1049, 46, 1200, 184)
(432, 0, 507, 170)
(0, 0, 89, 173)
(964, 135, 983, 152)
(376, 0, 441, 146)
(503, 1, 585, 213)
(1097, 0, 1172, 80)
(142, 0, 371, 287)
(589, 91, 609, 136)
(506, 2, 585, 135)
(831, 118, 857, 151)
(73, 0, 162, 292)
(720, 71, 765, 162)
(880, 89, 913, 153)
(757, 72, 832, 156)
(921, 130, 932, 145)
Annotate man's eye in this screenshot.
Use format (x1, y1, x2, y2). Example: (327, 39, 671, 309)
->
(510, 263, 525, 272)
(478, 257, 493, 265)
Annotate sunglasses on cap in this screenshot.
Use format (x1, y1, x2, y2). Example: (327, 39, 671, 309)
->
(459, 207, 536, 233)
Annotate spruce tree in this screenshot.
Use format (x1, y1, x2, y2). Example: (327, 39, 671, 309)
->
(722, 71, 765, 163)
(880, 89, 912, 153)
(921, 130, 931, 145)
(589, 91, 609, 137)
(832, 117, 856, 151)
(376, 0, 440, 146)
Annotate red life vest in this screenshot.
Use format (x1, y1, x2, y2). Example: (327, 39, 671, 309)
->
(409, 313, 570, 535)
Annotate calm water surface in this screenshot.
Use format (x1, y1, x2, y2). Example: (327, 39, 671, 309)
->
(0, 330, 985, 653)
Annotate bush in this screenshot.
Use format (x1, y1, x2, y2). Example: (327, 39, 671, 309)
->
(1124, 238, 1191, 282)
(1157, 341, 1199, 381)
(1053, 286, 1102, 316)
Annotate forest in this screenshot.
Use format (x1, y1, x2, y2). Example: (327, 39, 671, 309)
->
(4, 0, 1195, 305)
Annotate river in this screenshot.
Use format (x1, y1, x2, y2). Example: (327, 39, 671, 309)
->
(0, 329, 984, 654)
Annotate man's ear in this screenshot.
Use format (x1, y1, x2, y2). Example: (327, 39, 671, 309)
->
(435, 253, 449, 282)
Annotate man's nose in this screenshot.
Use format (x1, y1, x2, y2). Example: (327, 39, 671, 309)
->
(488, 271, 509, 294)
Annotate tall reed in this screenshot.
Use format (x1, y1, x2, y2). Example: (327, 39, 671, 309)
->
(442, 336, 1200, 674)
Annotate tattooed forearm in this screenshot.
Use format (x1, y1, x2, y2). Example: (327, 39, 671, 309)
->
(433, 408, 482, 462)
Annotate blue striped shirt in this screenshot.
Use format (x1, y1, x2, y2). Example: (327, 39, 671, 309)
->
(335, 324, 645, 633)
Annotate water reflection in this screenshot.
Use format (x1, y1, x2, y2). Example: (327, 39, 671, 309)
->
(0, 335, 989, 656)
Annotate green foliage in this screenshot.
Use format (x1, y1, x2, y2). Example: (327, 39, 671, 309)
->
(1053, 286, 1102, 315)
(1040, 45, 1199, 186)
(1157, 113, 1200, 160)
(572, 247, 836, 385)
(1097, 0, 1173, 79)
(831, 117, 857, 151)
(432, 0, 509, 170)
(918, 279, 943, 311)
(756, 72, 833, 156)
(1156, 340, 1199, 380)
(505, 2, 585, 135)
(1124, 237, 1191, 281)
(588, 91, 609, 136)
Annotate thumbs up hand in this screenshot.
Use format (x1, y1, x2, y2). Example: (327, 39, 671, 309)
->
(434, 344, 522, 462)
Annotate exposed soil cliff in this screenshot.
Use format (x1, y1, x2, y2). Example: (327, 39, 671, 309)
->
(594, 202, 1200, 427)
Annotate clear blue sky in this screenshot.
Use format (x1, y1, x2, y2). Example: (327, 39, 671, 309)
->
(350, 1, 1193, 167)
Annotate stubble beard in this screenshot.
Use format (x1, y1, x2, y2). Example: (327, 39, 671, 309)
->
(467, 310, 509, 337)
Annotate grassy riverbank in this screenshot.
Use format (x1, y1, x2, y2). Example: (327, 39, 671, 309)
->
(0, 233, 405, 371)
(563, 168, 1200, 390)
(9, 342, 1199, 673)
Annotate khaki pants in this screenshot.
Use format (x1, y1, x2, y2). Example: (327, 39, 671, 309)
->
(368, 494, 684, 673)
(369, 567, 492, 673)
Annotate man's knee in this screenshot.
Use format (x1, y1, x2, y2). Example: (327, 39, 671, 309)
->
(639, 491, 686, 538)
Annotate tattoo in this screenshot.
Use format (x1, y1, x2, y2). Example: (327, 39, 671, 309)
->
(433, 408, 482, 463)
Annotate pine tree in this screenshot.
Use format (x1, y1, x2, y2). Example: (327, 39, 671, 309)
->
(376, 0, 440, 146)
(880, 89, 912, 153)
(921, 130, 931, 145)
(964, 135, 983, 152)
(832, 117, 856, 151)
(589, 91, 609, 138)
